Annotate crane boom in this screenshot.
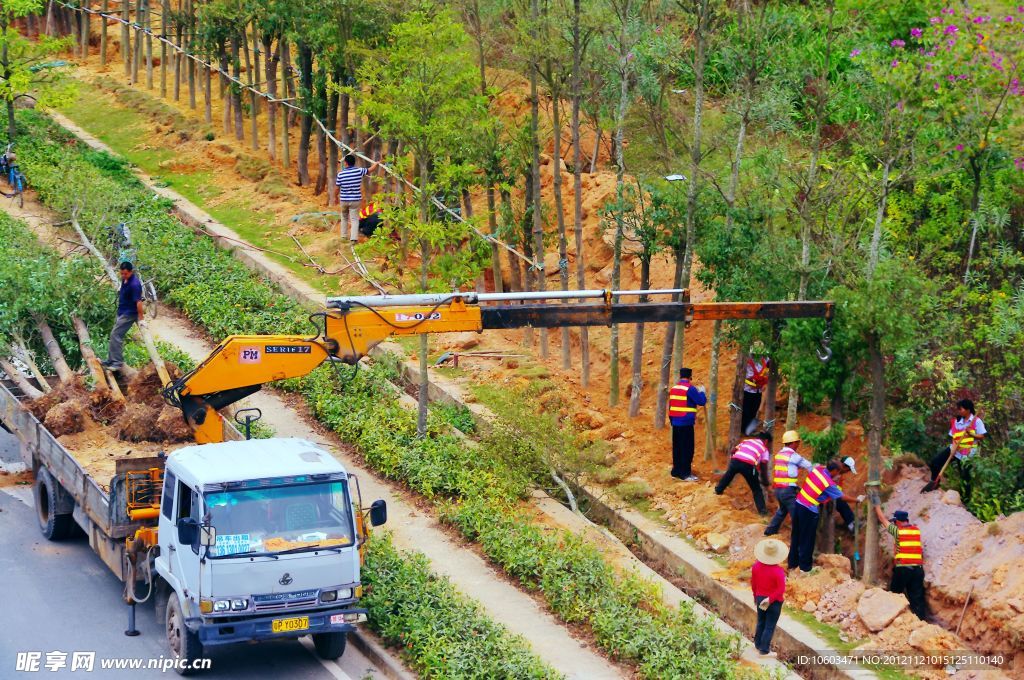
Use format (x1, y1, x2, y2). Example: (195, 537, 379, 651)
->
(163, 289, 834, 444)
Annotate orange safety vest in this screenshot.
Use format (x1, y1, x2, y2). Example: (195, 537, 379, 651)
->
(359, 202, 380, 219)
(797, 465, 834, 508)
(894, 524, 923, 566)
(773, 447, 800, 488)
(732, 438, 768, 466)
(951, 415, 979, 456)
(745, 358, 769, 390)
(668, 380, 698, 419)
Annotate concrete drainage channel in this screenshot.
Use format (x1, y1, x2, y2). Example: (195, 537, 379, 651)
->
(48, 112, 871, 680)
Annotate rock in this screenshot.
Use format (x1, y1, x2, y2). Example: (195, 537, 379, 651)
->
(942, 489, 962, 506)
(448, 332, 481, 350)
(857, 587, 910, 632)
(815, 553, 852, 574)
(1008, 598, 1024, 614)
(706, 532, 730, 553)
(803, 600, 818, 613)
(908, 622, 960, 652)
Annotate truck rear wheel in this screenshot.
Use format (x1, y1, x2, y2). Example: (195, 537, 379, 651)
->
(34, 468, 76, 540)
(312, 632, 347, 660)
(166, 596, 204, 675)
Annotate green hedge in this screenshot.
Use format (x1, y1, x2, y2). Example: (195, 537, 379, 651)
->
(17, 109, 756, 679)
(14, 110, 555, 679)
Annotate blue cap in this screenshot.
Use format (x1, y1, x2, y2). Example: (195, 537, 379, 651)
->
(891, 510, 909, 522)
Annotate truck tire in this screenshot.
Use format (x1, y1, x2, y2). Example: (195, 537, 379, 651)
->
(312, 632, 347, 660)
(34, 468, 76, 540)
(166, 596, 204, 675)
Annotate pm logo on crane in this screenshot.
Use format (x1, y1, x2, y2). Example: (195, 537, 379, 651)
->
(239, 347, 262, 364)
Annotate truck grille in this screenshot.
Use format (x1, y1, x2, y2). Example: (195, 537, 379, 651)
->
(252, 589, 319, 612)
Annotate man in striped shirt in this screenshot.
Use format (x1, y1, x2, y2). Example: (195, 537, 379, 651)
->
(714, 431, 772, 514)
(336, 154, 379, 244)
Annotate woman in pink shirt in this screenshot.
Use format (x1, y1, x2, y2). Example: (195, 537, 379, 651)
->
(751, 538, 787, 656)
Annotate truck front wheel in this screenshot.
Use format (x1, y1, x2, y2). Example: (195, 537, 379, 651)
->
(166, 597, 204, 675)
(35, 468, 76, 540)
(312, 632, 347, 660)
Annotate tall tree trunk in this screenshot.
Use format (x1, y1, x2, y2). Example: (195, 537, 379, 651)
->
(0, 357, 43, 400)
(145, 0, 154, 89)
(763, 335, 780, 440)
(788, 0, 834, 430)
(675, 0, 710, 377)
(219, 47, 230, 133)
(704, 319, 722, 460)
(628, 262, 650, 417)
(243, 31, 257, 150)
(281, 42, 291, 169)
(121, 0, 129, 77)
(264, 35, 278, 161)
(34, 317, 73, 383)
(132, 0, 143, 83)
(173, 22, 182, 101)
(314, 68, 328, 196)
(80, 4, 89, 60)
(72, 316, 109, 390)
(500, 189, 524, 294)
(159, 0, 167, 96)
(963, 157, 983, 283)
(609, 2, 632, 407)
(231, 36, 244, 141)
(570, 0, 588, 385)
(863, 332, 884, 584)
(728, 347, 748, 451)
(186, 0, 196, 109)
(550, 91, 571, 370)
(326, 69, 340, 206)
(415, 161, 434, 438)
(204, 64, 212, 124)
(296, 42, 313, 186)
(654, 243, 683, 429)
(100, 0, 108, 67)
(528, 0, 548, 358)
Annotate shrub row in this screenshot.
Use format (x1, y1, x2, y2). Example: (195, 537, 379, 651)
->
(15, 110, 554, 679)
(18, 109, 756, 679)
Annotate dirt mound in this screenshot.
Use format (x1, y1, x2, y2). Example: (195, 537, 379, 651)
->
(115, 403, 161, 442)
(156, 405, 192, 442)
(43, 398, 92, 436)
(126, 364, 180, 410)
(27, 378, 87, 421)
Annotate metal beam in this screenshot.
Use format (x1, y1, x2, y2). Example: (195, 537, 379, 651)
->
(688, 301, 834, 321)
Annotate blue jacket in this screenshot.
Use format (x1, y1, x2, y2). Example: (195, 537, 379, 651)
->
(668, 380, 706, 427)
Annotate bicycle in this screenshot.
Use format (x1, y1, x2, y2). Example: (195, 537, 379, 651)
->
(4, 164, 26, 208)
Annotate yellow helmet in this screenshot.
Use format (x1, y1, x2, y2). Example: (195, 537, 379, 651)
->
(782, 430, 801, 444)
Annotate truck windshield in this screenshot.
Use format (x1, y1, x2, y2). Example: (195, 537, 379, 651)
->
(205, 481, 354, 558)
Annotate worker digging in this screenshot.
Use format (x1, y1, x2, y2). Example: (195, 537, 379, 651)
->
(925, 398, 986, 499)
(763, 429, 814, 536)
(668, 367, 707, 482)
(714, 431, 772, 515)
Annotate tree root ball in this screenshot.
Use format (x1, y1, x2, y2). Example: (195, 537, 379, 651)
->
(156, 406, 192, 442)
(43, 399, 92, 436)
(125, 364, 182, 410)
(115, 404, 161, 442)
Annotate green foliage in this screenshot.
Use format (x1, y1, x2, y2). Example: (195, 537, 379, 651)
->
(362, 535, 559, 680)
(798, 424, 847, 465)
(432, 401, 477, 435)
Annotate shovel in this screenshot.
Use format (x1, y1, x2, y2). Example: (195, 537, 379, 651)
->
(922, 446, 954, 493)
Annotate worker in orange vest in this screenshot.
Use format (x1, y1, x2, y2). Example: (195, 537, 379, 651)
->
(715, 431, 772, 514)
(741, 341, 770, 434)
(926, 398, 986, 500)
(873, 503, 927, 620)
(668, 367, 707, 482)
(787, 459, 862, 572)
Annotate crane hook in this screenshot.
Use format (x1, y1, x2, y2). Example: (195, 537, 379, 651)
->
(816, 322, 833, 363)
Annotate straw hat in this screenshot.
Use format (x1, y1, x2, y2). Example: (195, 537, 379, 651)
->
(754, 538, 788, 565)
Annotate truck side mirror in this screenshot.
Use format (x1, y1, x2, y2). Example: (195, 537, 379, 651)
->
(176, 517, 199, 546)
(200, 525, 217, 547)
(369, 499, 387, 527)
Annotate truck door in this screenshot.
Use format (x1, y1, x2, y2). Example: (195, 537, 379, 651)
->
(170, 480, 203, 605)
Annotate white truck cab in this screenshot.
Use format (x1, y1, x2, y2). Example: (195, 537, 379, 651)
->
(155, 438, 385, 669)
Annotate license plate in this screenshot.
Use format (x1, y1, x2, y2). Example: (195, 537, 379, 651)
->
(271, 616, 309, 633)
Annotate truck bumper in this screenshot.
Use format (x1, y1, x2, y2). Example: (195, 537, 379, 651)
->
(187, 607, 368, 647)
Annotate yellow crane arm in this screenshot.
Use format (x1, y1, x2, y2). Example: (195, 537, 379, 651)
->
(163, 290, 834, 444)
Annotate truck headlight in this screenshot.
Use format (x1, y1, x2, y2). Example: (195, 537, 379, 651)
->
(231, 599, 248, 611)
(213, 599, 231, 612)
(337, 588, 352, 600)
(320, 590, 337, 602)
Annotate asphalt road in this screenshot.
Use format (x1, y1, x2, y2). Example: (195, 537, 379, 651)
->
(0, 429, 385, 679)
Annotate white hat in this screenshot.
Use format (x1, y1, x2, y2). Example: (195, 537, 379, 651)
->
(754, 538, 788, 566)
(842, 456, 857, 475)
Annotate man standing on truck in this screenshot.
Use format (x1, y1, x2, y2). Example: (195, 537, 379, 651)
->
(668, 367, 707, 482)
(101, 262, 143, 371)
